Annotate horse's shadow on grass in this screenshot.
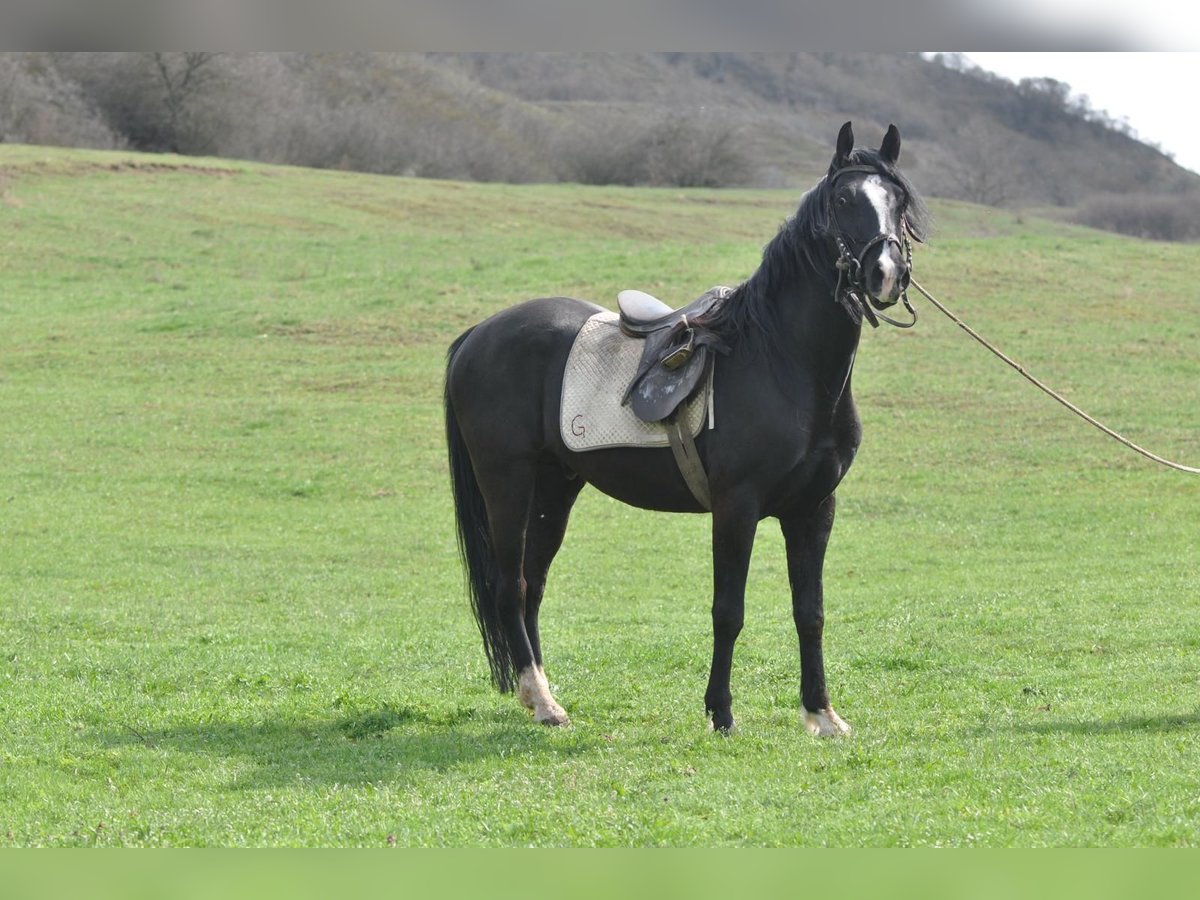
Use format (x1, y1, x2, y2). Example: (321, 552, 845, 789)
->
(1007, 708, 1200, 737)
(99, 703, 597, 791)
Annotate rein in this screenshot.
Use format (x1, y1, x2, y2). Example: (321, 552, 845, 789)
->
(909, 277, 1200, 476)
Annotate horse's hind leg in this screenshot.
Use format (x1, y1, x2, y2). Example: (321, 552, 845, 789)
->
(471, 456, 544, 714)
(517, 463, 583, 726)
(477, 456, 572, 726)
(523, 464, 585, 669)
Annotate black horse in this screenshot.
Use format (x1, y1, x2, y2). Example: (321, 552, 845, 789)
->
(444, 123, 929, 735)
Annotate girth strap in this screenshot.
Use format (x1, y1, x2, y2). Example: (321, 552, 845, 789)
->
(667, 414, 711, 511)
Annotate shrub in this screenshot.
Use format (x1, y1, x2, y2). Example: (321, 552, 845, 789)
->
(1071, 192, 1200, 243)
(559, 109, 754, 188)
(0, 54, 120, 148)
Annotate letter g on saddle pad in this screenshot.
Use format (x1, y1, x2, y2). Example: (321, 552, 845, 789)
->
(558, 287, 732, 509)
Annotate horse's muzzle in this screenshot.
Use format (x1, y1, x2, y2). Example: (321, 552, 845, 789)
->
(864, 239, 910, 309)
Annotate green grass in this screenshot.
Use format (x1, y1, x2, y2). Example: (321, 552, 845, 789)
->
(1, 145, 1198, 847)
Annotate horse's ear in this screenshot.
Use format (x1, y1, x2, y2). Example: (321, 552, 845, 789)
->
(880, 124, 901, 164)
(833, 121, 854, 170)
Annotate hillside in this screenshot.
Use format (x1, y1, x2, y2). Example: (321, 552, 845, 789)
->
(3, 52, 1200, 238)
(435, 52, 1197, 199)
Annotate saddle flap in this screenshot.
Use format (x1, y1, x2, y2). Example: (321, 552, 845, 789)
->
(629, 345, 710, 423)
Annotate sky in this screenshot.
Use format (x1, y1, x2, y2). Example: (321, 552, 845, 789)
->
(965, 53, 1200, 174)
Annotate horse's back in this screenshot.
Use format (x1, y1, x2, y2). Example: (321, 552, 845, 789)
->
(450, 297, 600, 362)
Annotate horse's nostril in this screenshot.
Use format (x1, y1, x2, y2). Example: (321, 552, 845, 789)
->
(869, 258, 895, 290)
(900, 268, 911, 290)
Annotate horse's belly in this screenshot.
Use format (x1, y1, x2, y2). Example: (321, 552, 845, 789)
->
(561, 445, 709, 514)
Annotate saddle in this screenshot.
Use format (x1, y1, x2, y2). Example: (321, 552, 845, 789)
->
(618, 286, 731, 424)
(615, 286, 732, 512)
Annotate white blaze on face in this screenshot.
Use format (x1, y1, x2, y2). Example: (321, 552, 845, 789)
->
(862, 175, 898, 298)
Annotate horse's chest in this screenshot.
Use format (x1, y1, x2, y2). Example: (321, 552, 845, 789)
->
(768, 421, 860, 513)
(802, 441, 854, 493)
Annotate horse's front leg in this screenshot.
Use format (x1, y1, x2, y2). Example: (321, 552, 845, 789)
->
(704, 497, 759, 733)
(781, 494, 851, 737)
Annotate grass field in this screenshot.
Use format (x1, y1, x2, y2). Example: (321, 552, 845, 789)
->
(1, 145, 1198, 847)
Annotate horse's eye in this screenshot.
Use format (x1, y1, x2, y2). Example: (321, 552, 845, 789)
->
(836, 196, 848, 208)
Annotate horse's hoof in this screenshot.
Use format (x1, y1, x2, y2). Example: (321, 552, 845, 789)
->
(519, 667, 568, 725)
(804, 707, 851, 737)
(535, 706, 570, 727)
(708, 712, 735, 734)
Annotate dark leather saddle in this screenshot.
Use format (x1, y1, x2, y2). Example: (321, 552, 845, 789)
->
(617, 286, 731, 423)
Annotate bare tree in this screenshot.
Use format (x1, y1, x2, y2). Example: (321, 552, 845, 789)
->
(943, 117, 1025, 206)
(149, 52, 221, 153)
(54, 52, 228, 154)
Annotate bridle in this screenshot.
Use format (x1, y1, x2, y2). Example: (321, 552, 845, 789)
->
(828, 165, 918, 329)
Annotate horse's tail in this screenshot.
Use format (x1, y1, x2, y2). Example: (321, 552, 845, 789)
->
(444, 329, 516, 693)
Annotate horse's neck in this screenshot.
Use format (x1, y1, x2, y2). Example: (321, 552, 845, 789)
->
(770, 263, 863, 401)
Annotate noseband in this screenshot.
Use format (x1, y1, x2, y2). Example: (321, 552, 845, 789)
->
(828, 166, 917, 329)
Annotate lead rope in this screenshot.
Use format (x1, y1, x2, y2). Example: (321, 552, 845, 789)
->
(909, 278, 1200, 475)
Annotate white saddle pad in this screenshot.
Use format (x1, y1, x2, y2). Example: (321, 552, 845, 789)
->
(560, 311, 713, 452)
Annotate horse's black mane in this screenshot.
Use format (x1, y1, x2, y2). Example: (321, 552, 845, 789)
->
(706, 149, 929, 357)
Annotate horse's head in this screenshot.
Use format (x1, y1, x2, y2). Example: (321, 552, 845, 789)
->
(826, 122, 917, 313)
